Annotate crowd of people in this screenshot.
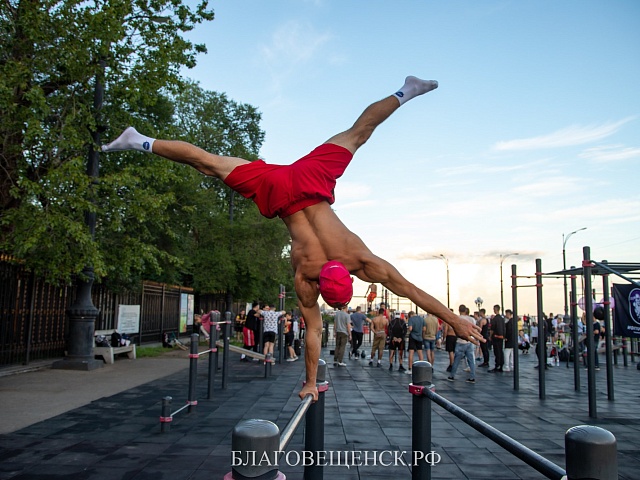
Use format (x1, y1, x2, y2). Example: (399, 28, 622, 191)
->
(325, 301, 605, 384)
(193, 304, 306, 364)
(193, 299, 604, 380)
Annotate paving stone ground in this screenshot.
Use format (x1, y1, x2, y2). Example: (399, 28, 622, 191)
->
(0, 343, 638, 479)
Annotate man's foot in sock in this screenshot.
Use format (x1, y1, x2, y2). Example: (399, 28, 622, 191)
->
(101, 127, 155, 153)
(394, 76, 438, 105)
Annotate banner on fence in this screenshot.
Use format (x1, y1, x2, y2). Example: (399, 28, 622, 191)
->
(613, 284, 640, 338)
(180, 293, 195, 333)
(118, 305, 141, 334)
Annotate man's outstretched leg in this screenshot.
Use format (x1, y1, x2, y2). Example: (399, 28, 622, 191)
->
(101, 127, 249, 181)
(326, 76, 438, 154)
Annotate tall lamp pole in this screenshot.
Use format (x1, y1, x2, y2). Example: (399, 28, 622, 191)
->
(563, 227, 587, 316)
(433, 254, 450, 309)
(53, 59, 106, 371)
(499, 253, 519, 313)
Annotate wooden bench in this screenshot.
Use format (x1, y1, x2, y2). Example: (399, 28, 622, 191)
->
(94, 329, 136, 364)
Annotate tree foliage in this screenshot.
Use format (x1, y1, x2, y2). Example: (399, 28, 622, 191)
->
(0, 1, 294, 303)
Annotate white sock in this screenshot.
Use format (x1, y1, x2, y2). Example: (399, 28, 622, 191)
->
(394, 76, 438, 105)
(101, 127, 155, 153)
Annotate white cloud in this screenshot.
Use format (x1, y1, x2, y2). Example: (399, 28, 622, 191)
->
(579, 144, 640, 163)
(258, 21, 333, 100)
(492, 117, 635, 151)
(435, 161, 533, 177)
(510, 177, 584, 197)
(335, 181, 372, 201)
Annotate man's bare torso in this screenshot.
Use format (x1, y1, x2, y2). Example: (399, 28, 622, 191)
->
(371, 314, 388, 334)
(283, 202, 374, 285)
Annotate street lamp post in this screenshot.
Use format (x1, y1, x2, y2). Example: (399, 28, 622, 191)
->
(433, 254, 450, 309)
(52, 59, 106, 371)
(562, 227, 587, 317)
(499, 253, 519, 313)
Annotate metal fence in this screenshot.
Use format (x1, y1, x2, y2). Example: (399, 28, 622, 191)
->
(0, 255, 245, 368)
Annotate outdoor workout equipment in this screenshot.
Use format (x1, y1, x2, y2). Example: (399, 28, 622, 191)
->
(408, 361, 617, 480)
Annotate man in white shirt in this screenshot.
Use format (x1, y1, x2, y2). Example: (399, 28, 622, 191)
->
(448, 305, 477, 383)
(260, 304, 285, 361)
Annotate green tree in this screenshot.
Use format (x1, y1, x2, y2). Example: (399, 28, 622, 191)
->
(170, 82, 293, 305)
(0, 0, 214, 283)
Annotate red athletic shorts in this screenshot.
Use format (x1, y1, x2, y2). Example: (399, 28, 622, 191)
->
(243, 327, 255, 347)
(223, 143, 353, 219)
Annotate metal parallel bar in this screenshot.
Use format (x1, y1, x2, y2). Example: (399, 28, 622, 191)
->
(590, 261, 640, 287)
(278, 394, 314, 452)
(171, 402, 191, 417)
(424, 389, 566, 480)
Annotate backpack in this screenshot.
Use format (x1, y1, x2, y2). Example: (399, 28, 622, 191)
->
(111, 331, 122, 347)
(390, 319, 405, 338)
(558, 347, 570, 362)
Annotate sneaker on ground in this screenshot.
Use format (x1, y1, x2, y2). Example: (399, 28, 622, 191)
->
(338, 362, 347, 367)
(466, 378, 476, 383)
(406, 369, 412, 375)
(463, 367, 470, 372)
(369, 360, 373, 366)
(287, 358, 296, 362)
(389, 364, 393, 371)
(399, 365, 406, 371)
(377, 362, 382, 367)
(447, 376, 455, 382)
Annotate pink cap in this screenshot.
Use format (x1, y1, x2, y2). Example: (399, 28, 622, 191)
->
(318, 261, 353, 308)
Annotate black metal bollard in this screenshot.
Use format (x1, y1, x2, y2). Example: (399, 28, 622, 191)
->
(225, 419, 283, 480)
(188, 333, 199, 413)
(565, 425, 617, 480)
(622, 338, 628, 367)
(304, 358, 328, 480)
(208, 326, 216, 400)
(160, 396, 172, 433)
(222, 313, 231, 390)
(277, 317, 284, 364)
(213, 319, 220, 371)
(410, 360, 434, 480)
(264, 353, 273, 378)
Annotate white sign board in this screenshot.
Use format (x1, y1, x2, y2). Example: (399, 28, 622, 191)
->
(117, 305, 141, 334)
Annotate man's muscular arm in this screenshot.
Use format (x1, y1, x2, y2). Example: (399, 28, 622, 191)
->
(357, 254, 483, 345)
(295, 276, 322, 401)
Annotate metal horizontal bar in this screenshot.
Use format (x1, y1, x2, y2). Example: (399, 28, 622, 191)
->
(170, 402, 190, 418)
(279, 394, 314, 452)
(425, 389, 566, 480)
(591, 261, 640, 287)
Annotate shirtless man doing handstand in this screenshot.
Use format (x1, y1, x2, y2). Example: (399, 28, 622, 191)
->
(102, 76, 483, 400)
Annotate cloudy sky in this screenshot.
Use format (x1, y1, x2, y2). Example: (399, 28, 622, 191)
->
(183, 0, 640, 315)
